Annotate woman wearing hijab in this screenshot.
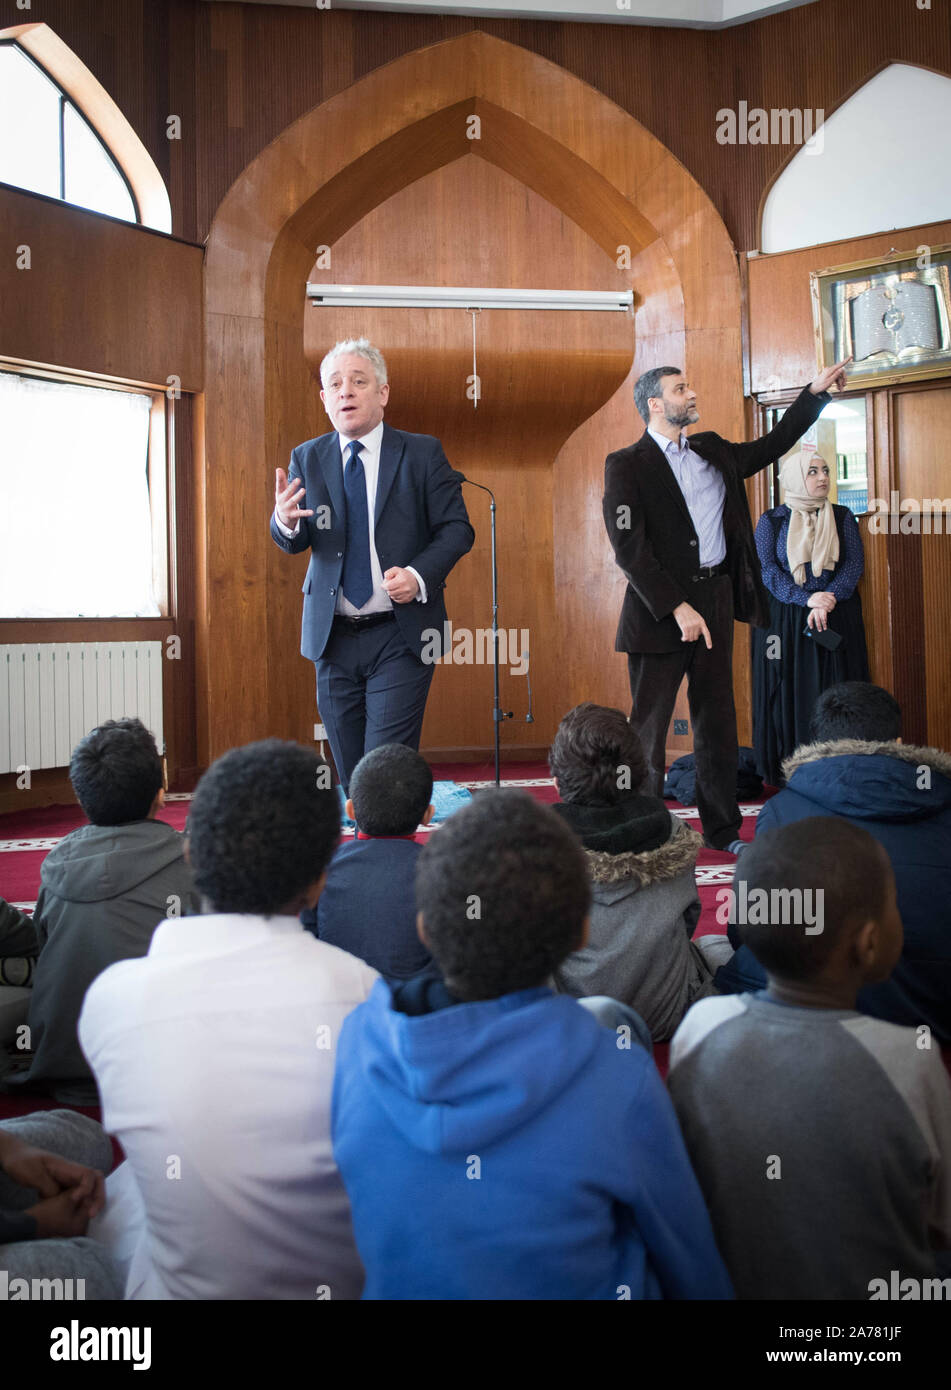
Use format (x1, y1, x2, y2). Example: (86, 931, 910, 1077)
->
(752, 451, 869, 786)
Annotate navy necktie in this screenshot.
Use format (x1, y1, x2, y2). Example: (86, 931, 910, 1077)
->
(341, 441, 373, 610)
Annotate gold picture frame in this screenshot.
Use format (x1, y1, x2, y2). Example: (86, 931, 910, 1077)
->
(810, 243, 951, 389)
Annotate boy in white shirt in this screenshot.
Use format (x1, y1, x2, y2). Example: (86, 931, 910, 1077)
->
(81, 739, 377, 1300)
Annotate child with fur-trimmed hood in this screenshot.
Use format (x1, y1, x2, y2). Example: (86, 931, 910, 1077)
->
(549, 703, 733, 1041)
(715, 681, 951, 1042)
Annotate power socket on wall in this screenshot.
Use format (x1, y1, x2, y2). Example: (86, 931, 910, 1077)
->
(314, 723, 327, 742)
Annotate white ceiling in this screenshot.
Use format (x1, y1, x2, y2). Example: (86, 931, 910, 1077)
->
(200, 0, 818, 29)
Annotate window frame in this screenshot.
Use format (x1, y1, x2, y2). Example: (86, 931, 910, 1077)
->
(0, 39, 141, 223)
(753, 386, 874, 516)
(0, 362, 174, 636)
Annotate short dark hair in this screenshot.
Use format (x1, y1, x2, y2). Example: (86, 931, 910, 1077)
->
(415, 789, 590, 1002)
(810, 682, 902, 743)
(634, 366, 682, 425)
(732, 817, 892, 982)
(349, 743, 433, 836)
(187, 740, 339, 916)
(69, 717, 163, 825)
(549, 702, 648, 805)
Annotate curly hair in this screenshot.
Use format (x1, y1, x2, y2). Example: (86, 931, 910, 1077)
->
(415, 789, 590, 1002)
(187, 740, 339, 916)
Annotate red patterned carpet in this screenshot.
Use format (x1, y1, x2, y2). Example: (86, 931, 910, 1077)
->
(0, 763, 754, 936)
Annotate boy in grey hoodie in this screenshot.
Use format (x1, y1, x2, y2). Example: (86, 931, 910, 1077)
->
(5, 718, 197, 1105)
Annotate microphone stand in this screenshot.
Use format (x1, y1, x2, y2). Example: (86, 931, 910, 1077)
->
(458, 475, 511, 788)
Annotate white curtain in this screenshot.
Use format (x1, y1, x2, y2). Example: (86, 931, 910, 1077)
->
(0, 373, 160, 617)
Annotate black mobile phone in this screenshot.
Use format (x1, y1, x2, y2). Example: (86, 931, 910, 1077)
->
(804, 623, 843, 652)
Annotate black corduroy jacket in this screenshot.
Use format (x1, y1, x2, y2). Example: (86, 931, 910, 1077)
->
(602, 384, 829, 653)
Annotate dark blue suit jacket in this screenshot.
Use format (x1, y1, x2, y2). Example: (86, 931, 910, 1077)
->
(270, 423, 474, 662)
(301, 836, 434, 983)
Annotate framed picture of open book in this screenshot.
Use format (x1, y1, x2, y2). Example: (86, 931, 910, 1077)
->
(810, 244, 951, 389)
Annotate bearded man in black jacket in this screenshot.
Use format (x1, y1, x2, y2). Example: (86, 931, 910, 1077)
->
(602, 357, 849, 852)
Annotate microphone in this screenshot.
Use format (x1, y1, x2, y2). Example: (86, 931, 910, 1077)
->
(453, 469, 495, 504)
(454, 469, 533, 726)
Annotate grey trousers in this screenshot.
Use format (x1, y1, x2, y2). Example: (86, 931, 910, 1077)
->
(694, 933, 736, 973)
(0, 1110, 122, 1299)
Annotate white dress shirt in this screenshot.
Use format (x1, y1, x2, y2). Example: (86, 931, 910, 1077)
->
(647, 425, 727, 567)
(274, 420, 427, 611)
(81, 913, 378, 1300)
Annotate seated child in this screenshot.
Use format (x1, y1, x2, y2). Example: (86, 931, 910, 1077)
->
(716, 681, 951, 1042)
(80, 739, 377, 1300)
(332, 788, 733, 1300)
(0, 1110, 120, 1299)
(0, 897, 38, 962)
(548, 702, 730, 1040)
(302, 743, 435, 981)
(5, 717, 198, 1105)
(668, 816, 951, 1300)
(0, 898, 38, 1051)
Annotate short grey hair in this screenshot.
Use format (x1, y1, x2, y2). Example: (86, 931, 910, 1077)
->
(320, 338, 388, 387)
(633, 366, 681, 425)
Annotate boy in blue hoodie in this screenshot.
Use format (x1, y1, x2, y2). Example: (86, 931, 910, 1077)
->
(332, 788, 733, 1300)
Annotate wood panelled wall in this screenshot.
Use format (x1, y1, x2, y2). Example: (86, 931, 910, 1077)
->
(0, 186, 203, 389)
(5, 0, 951, 799)
(13, 0, 949, 254)
(747, 221, 951, 397)
(0, 186, 203, 812)
(302, 158, 634, 756)
(200, 30, 742, 765)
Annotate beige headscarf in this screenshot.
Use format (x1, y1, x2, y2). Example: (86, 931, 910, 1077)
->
(778, 451, 839, 587)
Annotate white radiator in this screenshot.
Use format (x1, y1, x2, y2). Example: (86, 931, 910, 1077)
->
(0, 643, 164, 776)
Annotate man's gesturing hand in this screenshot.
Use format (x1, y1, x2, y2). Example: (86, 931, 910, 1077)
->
(809, 357, 851, 395)
(383, 567, 419, 604)
(275, 468, 314, 527)
(673, 601, 713, 649)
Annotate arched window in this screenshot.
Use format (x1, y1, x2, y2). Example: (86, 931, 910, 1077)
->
(0, 23, 171, 232)
(761, 64, 951, 253)
(0, 41, 137, 222)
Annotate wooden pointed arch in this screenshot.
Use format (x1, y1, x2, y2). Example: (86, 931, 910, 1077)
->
(200, 30, 741, 762)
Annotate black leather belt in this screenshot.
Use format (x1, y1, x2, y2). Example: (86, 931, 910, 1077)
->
(332, 610, 396, 632)
(693, 564, 728, 581)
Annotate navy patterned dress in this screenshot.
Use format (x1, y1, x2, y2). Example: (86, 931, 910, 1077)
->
(752, 502, 870, 786)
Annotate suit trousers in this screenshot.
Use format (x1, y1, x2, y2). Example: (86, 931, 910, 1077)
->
(626, 574, 741, 849)
(316, 615, 435, 793)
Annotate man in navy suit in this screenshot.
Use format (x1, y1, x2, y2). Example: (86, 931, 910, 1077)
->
(271, 339, 474, 790)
